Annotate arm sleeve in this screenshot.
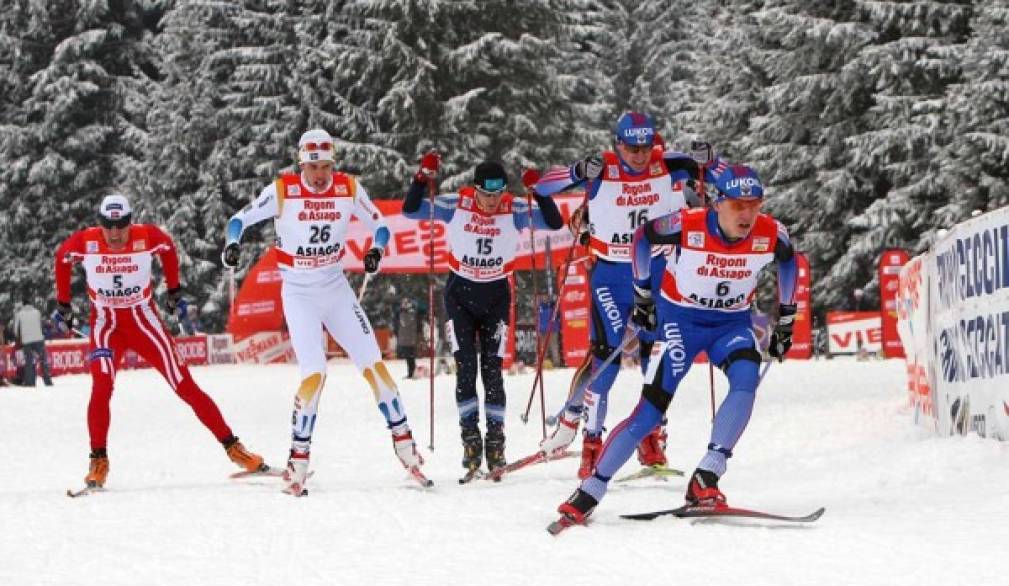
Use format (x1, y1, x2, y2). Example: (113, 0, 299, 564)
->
(515, 194, 564, 231)
(533, 164, 585, 197)
(773, 220, 797, 305)
(151, 226, 182, 290)
(632, 212, 683, 284)
(402, 189, 457, 223)
(225, 184, 279, 245)
(54, 232, 82, 304)
(352, 180, 390, 250)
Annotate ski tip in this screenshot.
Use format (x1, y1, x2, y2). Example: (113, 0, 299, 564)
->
(807, 507, 826, 521)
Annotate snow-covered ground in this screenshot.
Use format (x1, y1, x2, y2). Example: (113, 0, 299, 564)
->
(2, 357, 1007, 586)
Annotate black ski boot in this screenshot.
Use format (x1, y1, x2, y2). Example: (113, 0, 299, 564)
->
(461, 426, 483, 472)
(485, 423, 506, 475)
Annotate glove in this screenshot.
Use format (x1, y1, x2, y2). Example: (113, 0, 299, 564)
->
(769, 303, 797, 361)
(56, 302, 75, 331)
(363, 247, 383, 274)
(521, 168, 541, 192)
(689, 139, 713, 165)
(165, 287, 184, 314)
(573, 155, 604, 182)
(222, 242, 241, 268)
(631, 284, 657, 332)
(414, 150, 440, 183)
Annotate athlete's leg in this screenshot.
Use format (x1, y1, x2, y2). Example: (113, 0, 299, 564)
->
(475, 281, 510, 469)
(127, 304, 234, 441)
(443, 276, 481, 430)
(87, 307, 126, 451)
(581, 261, 635, 436)
(578, 303, 713, 504)
(696, 319, 763, 477)
(320, 274, 421, 468)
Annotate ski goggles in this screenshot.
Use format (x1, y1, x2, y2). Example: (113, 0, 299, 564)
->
(99, 214, 132, 229)
(301, 141, 333, 151)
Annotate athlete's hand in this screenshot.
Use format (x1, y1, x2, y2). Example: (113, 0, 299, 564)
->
(521, 168, 541, 193)
(573, 155, 603, 182)
(222, 242, 241, 268)
(769, 303, 797, 361)
(689, 138, 713, 165)
(164, 287, 184, 314)
(415, 150, 440, 183)
(631, 284, 656, 332)
(363, 247, 384, 274)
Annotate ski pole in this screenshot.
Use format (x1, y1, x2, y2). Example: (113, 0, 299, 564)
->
(357, 273, 372, 303)
(519, 243, 581, 424)
(544, 323, 642, 426)
(426, 176, 437, 452)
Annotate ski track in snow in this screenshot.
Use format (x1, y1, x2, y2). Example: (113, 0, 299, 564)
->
(1, 358, 1007, 586)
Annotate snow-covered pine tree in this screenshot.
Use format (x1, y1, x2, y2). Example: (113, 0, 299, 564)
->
(842, 0, 972, 308)
(0, 0, 152, 315)
(939, 1, 1009, 218)
(743, 1, 878, 314)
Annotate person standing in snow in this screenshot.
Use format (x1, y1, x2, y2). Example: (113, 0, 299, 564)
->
(402, 153, 564, 478)
(222, 128, 429, 495)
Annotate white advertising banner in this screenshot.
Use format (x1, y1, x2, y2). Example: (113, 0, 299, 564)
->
(825, 312, 882, 354)
(927, 207, 1009, 440)
(896, 254, 936, 430)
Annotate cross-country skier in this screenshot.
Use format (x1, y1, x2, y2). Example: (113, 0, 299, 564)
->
(554, 164, 798, 525)
(55, 195, 266, 491)
(221, 129, 428, 495)
(533, 112, 718, 478)
(402, 153, 564, 477)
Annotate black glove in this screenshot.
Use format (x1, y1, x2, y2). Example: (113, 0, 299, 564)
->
(222, 242, 241, 268)
(57, 302, 76, 331)
(573, 155, 604, 182)
(363, 247, 383, 274)
(769, 303, 797, 361)
(165, 287, 184, 314)
(631, 284, 657, 332)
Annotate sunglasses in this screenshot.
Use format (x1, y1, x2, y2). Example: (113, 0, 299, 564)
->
(475, 186, 505, 197)
(99, 214, 132, 229)
(302, 142, 333, 151)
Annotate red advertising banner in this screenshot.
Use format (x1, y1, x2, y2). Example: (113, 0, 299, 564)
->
(826, 312, 882, 354)
(503, 273, 517, 369)
(559, 256, 592, 366)
(879, 248, 910, 358)
(786, 252, 813, 359)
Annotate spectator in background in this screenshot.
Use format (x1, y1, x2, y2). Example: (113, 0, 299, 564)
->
(395, 298, 421, 379)
(12, 297, 53, 387)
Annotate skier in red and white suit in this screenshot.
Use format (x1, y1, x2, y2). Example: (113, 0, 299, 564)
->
(54, 194, 266, 490)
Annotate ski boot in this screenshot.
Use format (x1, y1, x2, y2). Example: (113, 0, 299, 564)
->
(223, 436, 265, 473)
(577, 432, 603, 480)
(636, 425, 668, 467)
(485, 424, 506, 476)
(283, 450, 311, 496)
(557, 488, 599, 525)
(685, 468, 727, 506)
(460, 426, 483, 472)
(539, 412, 579, 459)
(392, 429, 424, 468)
(85, 448, 109, 488)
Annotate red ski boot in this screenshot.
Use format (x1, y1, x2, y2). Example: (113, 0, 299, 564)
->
(577, 433, 603, 480)
(685, 468, 727, 507)
(636, 425, 668, 467)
